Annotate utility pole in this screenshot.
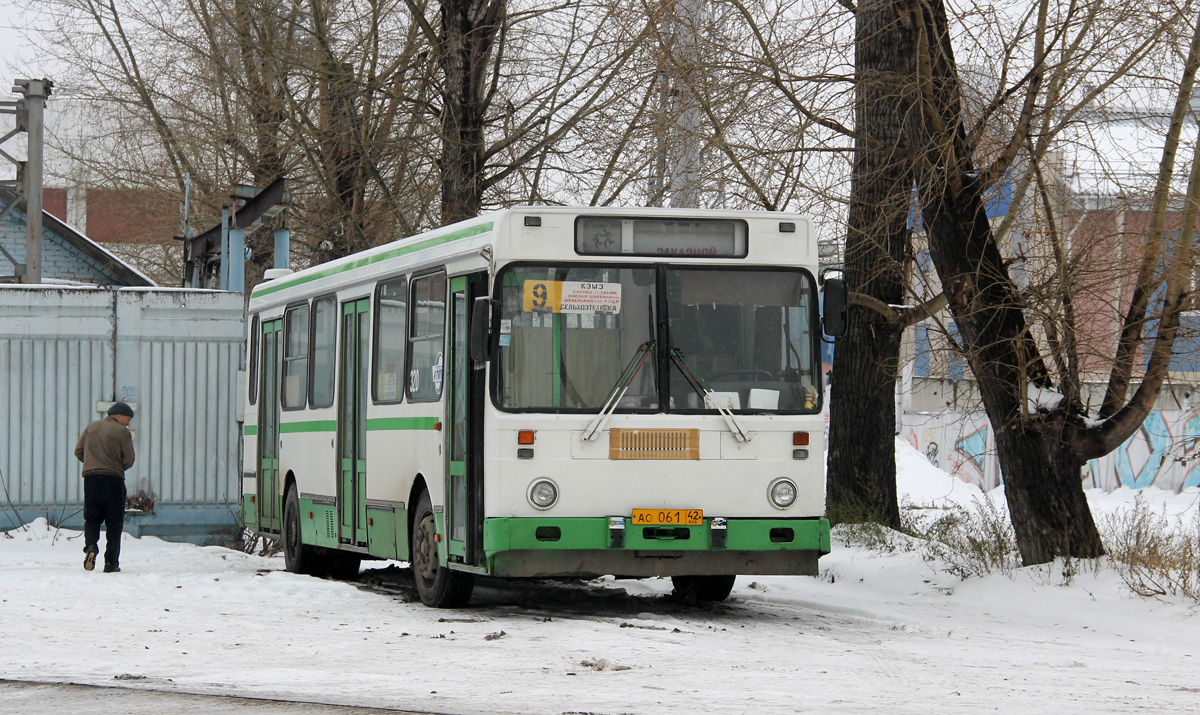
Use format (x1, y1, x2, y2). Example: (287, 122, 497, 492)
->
(0, 79, 53, 284)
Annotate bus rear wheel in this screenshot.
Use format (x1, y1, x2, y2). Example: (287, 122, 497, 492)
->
(672, 574, 736, 603)
(283, 486, 321, 575)
(411, 490, 474, 608)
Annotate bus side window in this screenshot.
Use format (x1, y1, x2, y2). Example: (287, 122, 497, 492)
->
(282, 304, 310, 409)
(248, 314, 259, 406)
(310, 296, 337, 408)
(408, 271, 447, 401)
(374, 276, 408, 403)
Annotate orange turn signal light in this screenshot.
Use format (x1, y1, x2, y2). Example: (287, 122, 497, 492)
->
(793, 432, 810, 446)
(517, 430, 536, 445)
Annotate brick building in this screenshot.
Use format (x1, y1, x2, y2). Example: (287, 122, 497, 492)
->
(0, 187, 152, 287)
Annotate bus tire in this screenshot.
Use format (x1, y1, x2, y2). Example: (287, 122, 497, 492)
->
(411, 490, 474, 608)
(283, 485, 321, 575)
(672, 574, 736, 603)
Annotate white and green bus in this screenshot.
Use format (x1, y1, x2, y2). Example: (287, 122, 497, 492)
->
(242, 206, 845, 607)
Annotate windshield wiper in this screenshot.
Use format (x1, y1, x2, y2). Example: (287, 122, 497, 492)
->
(668, 347, 752, 443)
(580, 340, 656, 442)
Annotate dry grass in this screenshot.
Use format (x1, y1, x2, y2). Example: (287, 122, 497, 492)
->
(911, 497, 1022, 579)
(239, 527, 282, 557)
(835, 490, 1199, 601)
(1101, 495, 1200, 600)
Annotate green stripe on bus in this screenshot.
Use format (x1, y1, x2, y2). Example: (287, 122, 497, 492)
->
(243, 425, 258, 436)
(253, 222, 494, 298)
(366, 417, 440, 431)
(279, 420, 338, 433)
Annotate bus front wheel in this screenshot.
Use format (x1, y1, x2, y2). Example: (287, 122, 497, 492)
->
(411, 490, 474, 608)
(672, 574, 736, 603)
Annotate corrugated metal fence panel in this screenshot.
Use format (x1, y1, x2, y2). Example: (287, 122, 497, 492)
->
(0, 288, 114, 512)
(115, 290, 245, 508)
(1, 287, 244, 539)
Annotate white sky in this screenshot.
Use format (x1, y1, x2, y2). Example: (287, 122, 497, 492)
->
(1, 4, 64, 183)
(3, 439, 1199, 714)
(0, 5, 59, 80)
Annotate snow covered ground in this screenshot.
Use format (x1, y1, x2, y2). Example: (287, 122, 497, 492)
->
(3, 440, 1199, 715)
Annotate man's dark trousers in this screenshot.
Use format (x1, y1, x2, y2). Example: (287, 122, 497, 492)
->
(84, 473, 126, 567)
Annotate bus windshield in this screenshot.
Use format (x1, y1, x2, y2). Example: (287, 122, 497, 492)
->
(494, 264, 819, 413)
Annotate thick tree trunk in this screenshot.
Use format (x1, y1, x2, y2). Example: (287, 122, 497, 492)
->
(916, 169, 1104, 562)
(318, 60, 370, 261)
(996, 415, 1105, 564)
(827, 314, 902, 527)
(826, 0, 915, 528)
(438, 0, 503, 225)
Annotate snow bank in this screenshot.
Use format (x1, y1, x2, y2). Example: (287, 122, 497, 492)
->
(895, 437, 988, 507)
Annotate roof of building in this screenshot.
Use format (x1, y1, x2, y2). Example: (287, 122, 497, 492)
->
(0, 187, 154, 287)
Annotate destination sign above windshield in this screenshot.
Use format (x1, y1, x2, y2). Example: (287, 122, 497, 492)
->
(575, 217, 748, 258)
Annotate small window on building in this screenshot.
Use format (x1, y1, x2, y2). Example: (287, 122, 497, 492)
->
(407, 271, 446, 401)
(248, 314, 259, 406)
(310, 296, 336, 408)
(374, 276, 408, 403)
(282, 304, 309, 409)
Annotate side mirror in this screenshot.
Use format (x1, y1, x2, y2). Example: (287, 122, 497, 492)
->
(822, 277, 847, 338)
(470, 297, 492, 362)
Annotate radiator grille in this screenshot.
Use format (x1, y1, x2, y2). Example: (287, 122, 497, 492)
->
(609, 428, 700, 460)
(325, 510, 338, 540)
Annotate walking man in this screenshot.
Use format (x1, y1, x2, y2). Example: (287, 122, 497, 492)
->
(74, 402, 136, 572)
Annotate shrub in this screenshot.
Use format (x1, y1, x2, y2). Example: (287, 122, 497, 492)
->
(1102, 495, 1200, 600)
(240, 527, 282, 557)
(914, 497, 1021, 579)
(831, 521, 916, 554)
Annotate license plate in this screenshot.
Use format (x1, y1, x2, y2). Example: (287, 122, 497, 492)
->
(631, 508, 703, 526)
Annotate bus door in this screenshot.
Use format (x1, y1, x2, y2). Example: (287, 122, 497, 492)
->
(339, 299, 370, 547)
(446, 273, 487, 566)
(258, 319, 282, 532)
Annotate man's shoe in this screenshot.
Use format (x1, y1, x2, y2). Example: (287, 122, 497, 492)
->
(103, 563, 120, 573)
(83, 549, 97, 571)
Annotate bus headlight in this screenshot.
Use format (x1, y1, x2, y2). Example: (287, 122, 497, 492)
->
(768, 478, 797, 509)
(528, 479, 559, 510)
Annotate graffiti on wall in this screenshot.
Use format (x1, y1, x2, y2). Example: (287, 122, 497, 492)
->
(1111, 411, 1171, 488)
(906, 419, 995, 490)
(905, 409, 1200, 493)
(955, 426, 989, 479)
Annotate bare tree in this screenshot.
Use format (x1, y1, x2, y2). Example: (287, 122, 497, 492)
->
(32, 0, 442, 282)
(904, 0, 1200, 563)
(824, 0, 916, 528)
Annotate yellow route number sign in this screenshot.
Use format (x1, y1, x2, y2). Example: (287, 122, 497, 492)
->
(522, 280, 622, 314)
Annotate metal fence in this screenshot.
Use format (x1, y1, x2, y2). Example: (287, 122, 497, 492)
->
(0, 286, 244, 543)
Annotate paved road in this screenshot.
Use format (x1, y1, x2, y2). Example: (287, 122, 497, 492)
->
(0, 680, 432, 714)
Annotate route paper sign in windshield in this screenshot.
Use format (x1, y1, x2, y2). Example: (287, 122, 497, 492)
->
(522, 280, 623, 314)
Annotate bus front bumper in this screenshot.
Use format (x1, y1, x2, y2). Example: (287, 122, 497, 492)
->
(482, 516, 830, 578)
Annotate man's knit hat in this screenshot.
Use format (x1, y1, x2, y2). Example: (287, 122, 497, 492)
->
(107, 402, 134, 418)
